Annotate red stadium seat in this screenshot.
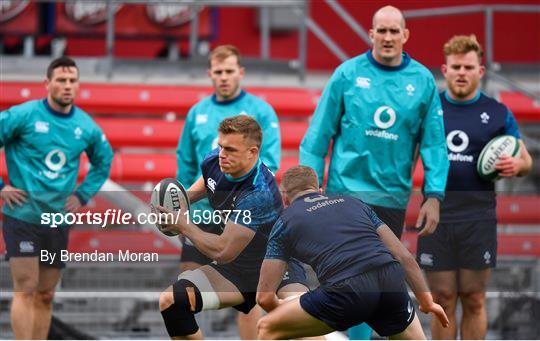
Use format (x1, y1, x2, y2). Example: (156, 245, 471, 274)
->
(279, 120, 309, 150)
(93, 118, 308, 149)
(0, 82, 319, 118)
(0, 82, 209, 116)
(112, 153, 177, 183)
(94, 118, 183, 148)
(497, 196, 540, 225)
(499, 91, 540, 122)
(496, 234, 540, 257)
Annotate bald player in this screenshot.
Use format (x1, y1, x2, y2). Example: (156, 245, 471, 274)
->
(299, 6, 449, 338)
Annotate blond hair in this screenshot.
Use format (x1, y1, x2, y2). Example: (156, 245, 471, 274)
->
(444, 35, 484, 61)
(208, 45, 241, 67)
(281, 166, 319, 198)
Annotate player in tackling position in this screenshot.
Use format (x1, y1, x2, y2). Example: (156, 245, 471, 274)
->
(256, 166, 449, 339)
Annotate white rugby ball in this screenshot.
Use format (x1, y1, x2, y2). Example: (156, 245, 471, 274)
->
(150, 178, 190, 236)
(477, 135, 521, 181)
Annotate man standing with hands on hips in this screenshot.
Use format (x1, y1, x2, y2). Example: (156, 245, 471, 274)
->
(0, 56, 113, 339)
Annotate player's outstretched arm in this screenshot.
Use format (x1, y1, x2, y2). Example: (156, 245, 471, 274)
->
(186, 176, 207, 204)
(157, 206, 255, 263)
(495, 140, 533, 177)
(377, 224, 449, 328)
(256, 259, 287, 312)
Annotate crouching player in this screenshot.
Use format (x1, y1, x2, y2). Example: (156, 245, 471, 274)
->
(256, 166, 449, 339)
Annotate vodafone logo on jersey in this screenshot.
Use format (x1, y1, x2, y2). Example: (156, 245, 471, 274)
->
(446, 130, 473, 162)
(42, 149, 67, 180)
(446, 130, 469, 153)
(365, 105, 399, 141)
(373, 106, 396, 129)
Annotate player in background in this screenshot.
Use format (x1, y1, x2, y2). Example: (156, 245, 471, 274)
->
(299, 6, 449, 338)
(0, 57, 113, 339)
(176, 45, 281, 338)
(158, 116, 307, 339)
(256, 166, 449, 339)
(417, 35, 532, 339)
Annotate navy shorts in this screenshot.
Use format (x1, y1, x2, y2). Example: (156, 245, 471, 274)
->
(209, 258, 308, 314)
(280, 258, 309, 291)
(299, 262, 415, 336)
(417, 219, 497, 271)
(371, 205, 406, 239)
(2, 215, 70, 268)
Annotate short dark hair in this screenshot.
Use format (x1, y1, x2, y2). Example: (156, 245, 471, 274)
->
(218, 115, 262, 148)
(281, 166, 319, 198)
(47, 56, 78, 79)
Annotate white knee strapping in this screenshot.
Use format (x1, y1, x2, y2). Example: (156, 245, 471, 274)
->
(177, 269, 220, 311)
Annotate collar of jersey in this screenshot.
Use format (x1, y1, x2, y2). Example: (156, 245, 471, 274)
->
(444, 90, 481, 106)
(366, 49, 411, 71)
(42, 98, 75, 118)
(211, 89, 246, 105)
(224, 158, 261, 183)
(294, 191, 320, 203)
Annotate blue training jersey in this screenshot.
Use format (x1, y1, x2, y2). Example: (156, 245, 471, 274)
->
(300, 50, 449, 209)
(441, 91, 521, 223)
(201, 149, 282, 271)
(177, 90, 281, 217)
(0, 99, 113, 225)
(265, 192, 397, 286)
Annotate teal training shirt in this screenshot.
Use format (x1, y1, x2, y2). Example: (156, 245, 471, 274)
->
(300, 51, 449, 209)
(176, 90, 281, 215)
(0, 99, 113, 225)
